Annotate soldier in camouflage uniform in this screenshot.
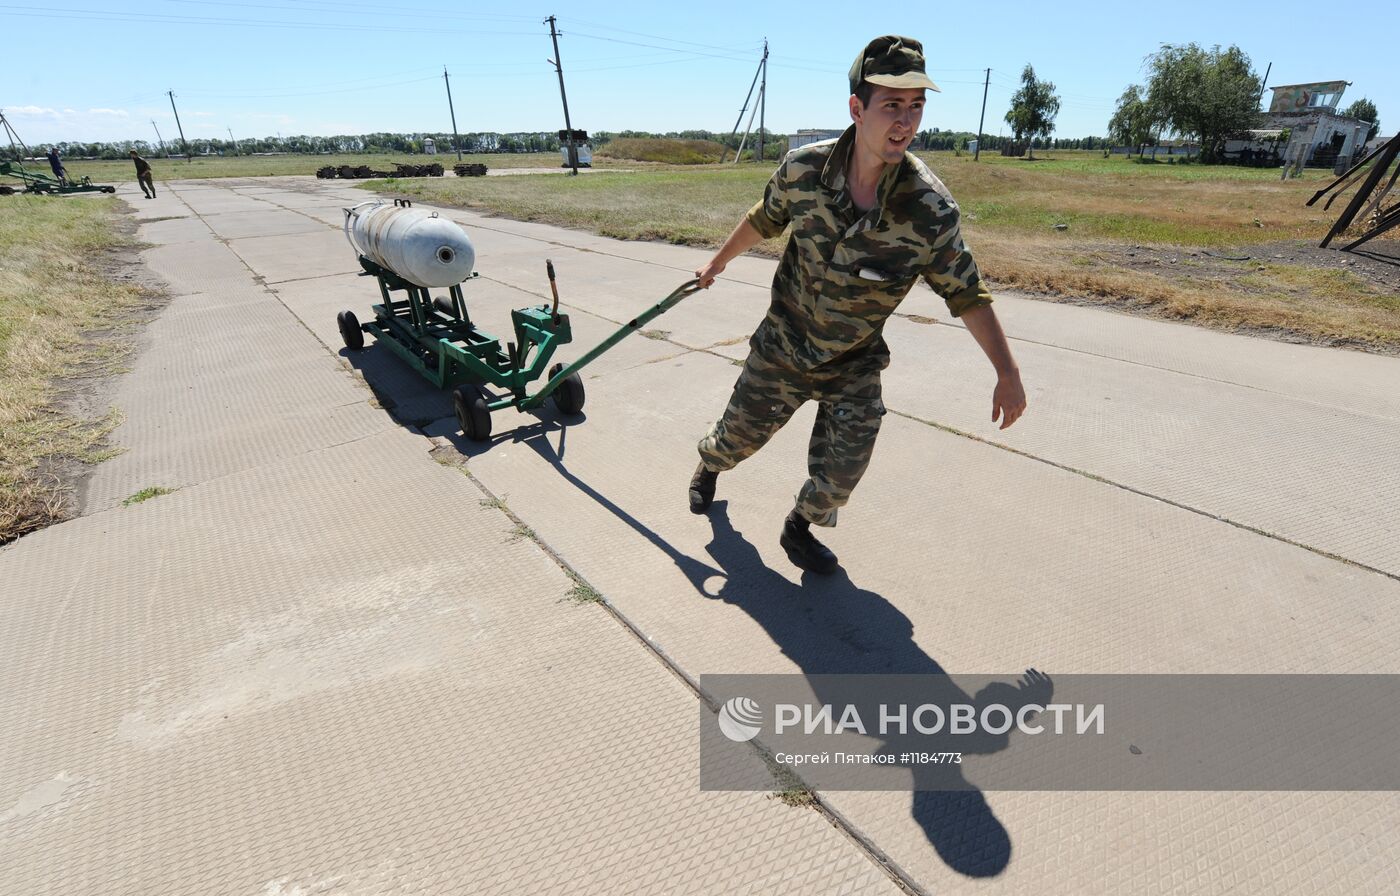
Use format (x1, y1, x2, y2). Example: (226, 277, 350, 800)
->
(690, 35, 1027, 575)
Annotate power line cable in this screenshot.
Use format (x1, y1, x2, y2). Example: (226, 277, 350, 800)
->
(562, 16, 762, 55)
(174, 75, 441, 100)
(563, 30, 759, 64)
(152, 0, 539, 22)
(0, 5, 539, 35)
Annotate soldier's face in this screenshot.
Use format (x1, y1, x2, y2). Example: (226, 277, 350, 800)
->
(850, 87, 925, 165)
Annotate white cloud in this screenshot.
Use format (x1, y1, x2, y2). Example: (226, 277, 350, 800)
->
(88, 108, 129, 117)
(62, 108, 76, 114)
(9, 105, 59, 117)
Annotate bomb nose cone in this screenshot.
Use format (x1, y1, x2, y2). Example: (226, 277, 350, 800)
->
(344, 201, 475, 287)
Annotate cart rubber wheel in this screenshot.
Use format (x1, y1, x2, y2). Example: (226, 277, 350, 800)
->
(101, 186, 115, 193)
(337, 310, 364, 350)
(454, 385, 492, 442)
(548, 362, 586, 415)
(432, 295, 455, 317)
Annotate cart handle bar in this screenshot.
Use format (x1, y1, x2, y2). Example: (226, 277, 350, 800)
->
(520, 279, 705, 409)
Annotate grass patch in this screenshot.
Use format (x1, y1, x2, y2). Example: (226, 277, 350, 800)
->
(42, 152, 628, 186)
(478, 495, 508, 511)
(772, 786, 817, 808)
(122, 486, 174, 507)
(430, 445, 469, 472)
(0, 195, 154, 543)
(366, 164, 783, 250)
(595, 138, 729, 165)
(564, 579, 603, 604)
(506, 523, 537, 544)
(380, 149, 1398, 350)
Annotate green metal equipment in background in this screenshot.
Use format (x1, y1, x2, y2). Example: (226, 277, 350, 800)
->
(0, 160, 116, 195)
(0, 112, 116, 196)
(338, 248, 702, 442)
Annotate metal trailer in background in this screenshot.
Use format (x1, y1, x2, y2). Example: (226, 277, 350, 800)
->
(0, 111, 116, 196)
(0, 160, 116, 195)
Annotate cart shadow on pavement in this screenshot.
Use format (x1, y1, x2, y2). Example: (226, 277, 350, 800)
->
(499, 425, 1051, 879)
(339, 345, 454, 426)
(339, 343, 588, 439)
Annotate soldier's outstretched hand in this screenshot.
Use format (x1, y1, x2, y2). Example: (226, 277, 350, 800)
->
(993, 372, 1027, 430)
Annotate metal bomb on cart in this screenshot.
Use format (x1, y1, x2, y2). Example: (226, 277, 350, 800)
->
(336, 200, 700, 442)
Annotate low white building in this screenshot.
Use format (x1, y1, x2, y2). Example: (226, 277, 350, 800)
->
(1264, 81, 1374, 171)
(789, 129, 844, 151)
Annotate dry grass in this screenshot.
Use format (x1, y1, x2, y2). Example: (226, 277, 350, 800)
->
(968, 233, 1400, 347)
(930, 153, 1330, 245)
(596, 138, 729, 165)
(0, 195, 153, 543)
(378, 163, 779, 248)
(368, 150, 1400, 350)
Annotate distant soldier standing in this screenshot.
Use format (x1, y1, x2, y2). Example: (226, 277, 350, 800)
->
(689, 35, 1027, 574)
(130, 150, 156, 199)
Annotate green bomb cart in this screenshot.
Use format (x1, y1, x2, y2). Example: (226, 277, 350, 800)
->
(336, 199, 700, 441)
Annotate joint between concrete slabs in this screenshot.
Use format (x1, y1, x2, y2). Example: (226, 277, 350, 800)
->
(889, 407, 1400, 585)
(440, 445, 933, 896)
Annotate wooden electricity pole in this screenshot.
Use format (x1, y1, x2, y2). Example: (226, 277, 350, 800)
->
(757, 39, 768, 164)
(975, 68, 990, 161)
(167, 90, 190, 162)
(545, 15, 579, 176)
(151, 121, 167, 156)
(444, 67, 463, 161)
(722, 48, 765, 164)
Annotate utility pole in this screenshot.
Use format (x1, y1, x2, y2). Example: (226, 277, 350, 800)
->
(975, 68, 990, 161)
(1257, 61, 1273, 109)
(167, 90, 190, 162)
(151, 120, 167, 156)
(757, 39, 768, 164)
(722, 48, 765, 164)
(227, 127, 238, 155)
(443, 66, 463, 161)
(544, 15, 578, 176)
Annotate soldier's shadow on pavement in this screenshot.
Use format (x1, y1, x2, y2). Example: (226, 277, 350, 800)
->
(513, 427, 1024, 879)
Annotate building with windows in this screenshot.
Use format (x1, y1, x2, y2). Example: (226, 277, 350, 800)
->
(1261, 81, 1374, 170)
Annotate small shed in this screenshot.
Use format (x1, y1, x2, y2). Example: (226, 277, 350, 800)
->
(423, 137, 437, 155)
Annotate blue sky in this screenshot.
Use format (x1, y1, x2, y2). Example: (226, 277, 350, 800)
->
(3, 0, 1395, 146)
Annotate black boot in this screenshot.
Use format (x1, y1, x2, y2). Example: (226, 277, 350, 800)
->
(780, 511, 839, 575)
(688, 463, 718, 514)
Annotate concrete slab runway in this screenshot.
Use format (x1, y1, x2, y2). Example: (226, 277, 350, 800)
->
(3, 176, 1398, 895)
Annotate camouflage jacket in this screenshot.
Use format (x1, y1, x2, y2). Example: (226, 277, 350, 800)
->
(745, 125, 992, 369)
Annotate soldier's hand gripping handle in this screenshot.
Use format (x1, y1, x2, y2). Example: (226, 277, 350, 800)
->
(695, 258, 726, 289)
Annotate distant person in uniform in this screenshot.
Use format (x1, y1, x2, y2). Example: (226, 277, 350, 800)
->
(688, 35, 1027, 575)
(46, 147, 67, 185)
(130, 150, 156, 199)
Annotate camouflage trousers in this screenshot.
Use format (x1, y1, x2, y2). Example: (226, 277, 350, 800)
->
(697, 345, 886, 527)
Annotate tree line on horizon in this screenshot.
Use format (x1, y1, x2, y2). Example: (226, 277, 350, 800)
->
(23, 125, 1116, 161)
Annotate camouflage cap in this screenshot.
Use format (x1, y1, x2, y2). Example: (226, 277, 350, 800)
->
(848, 35, 940, 94)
